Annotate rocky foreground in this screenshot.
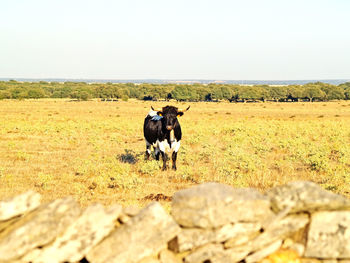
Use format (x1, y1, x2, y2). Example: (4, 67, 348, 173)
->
(1, 181, 350, 263)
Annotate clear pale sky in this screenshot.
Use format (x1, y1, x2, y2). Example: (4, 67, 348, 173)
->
(1, 0, 349, 80)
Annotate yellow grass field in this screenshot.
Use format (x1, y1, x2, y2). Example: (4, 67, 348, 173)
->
(1, 99, 350, 208)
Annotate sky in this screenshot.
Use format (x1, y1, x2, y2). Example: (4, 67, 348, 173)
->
(1, 0, 350, 80)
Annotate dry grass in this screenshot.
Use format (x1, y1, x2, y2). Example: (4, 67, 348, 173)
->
(1, 99, 350, 208)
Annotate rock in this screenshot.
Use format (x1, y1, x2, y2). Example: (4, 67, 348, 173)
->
(123, 205, 140, 216)
(245, 239, 282, 263)
(185, 244, 252, 263)
(225, 214, 309, 252)
(184, 243, 226, 263)
(0, 216, 21, 233)
(171, 222, 260, 252)
(282, 239, 305, 257)
(267, 181, 350, 213)
(301, 259, 321, 263)
(305, 211, 350, 258)
(0, 197, 81, 262)
(290, 243, 305, 257)
(223, 246, 252, 262)
(184, 243, 253, 263)
(223, 229, 261, 248)
(22, 204, 122, 263)
(138, 256, 161, 263)
(0, 191, 41, 221)
(86, 202, 181, 263)
(172, 182, 273, 228)
(119, 213, 131, 224)
(253, 213, 308, 250)
(159, 249, 182, 263)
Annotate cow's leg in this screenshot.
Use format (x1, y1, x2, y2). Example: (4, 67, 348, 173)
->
(155, 147, 160, 161)
(160, 151, 167, 171)
(145, 141, 151, 160)
(172, 140, 181, 170)
(158, 140, 168, 170)
(172, 151, 178, 170)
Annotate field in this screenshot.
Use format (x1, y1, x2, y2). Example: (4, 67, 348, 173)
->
(1, 99, 350, 209)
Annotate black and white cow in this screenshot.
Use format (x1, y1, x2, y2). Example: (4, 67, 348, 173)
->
(143, 105, 190, 170)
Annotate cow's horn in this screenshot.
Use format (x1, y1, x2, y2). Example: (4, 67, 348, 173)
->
(151, 106, 161, 112)
(179, 106, 190, 112)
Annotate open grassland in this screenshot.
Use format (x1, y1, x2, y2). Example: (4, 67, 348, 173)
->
(1, 99, 350, 208)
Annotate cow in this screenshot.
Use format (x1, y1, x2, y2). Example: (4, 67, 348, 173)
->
(143, 105, 190, 170)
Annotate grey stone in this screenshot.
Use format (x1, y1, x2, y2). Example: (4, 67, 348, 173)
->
(0, 216, 21, 233)
(225, 214, 309, 252)
(22, 204, 122, 263)
(289, 243, 305, 257)
(172, 182, 273, 228)
(119, 213, 131, 224)
(123, 205, 140, 216)
(282, 238, 305, 257)
(223, 246, 252, 262)
(138, 257, 161, 263)
(172, 222, 260, 252)
(305, 211, 350, 258)
(267, 181, 350, 213)
(245, 239, 282, 263)
(86, 202, 181, 263)
(0, 197, 81, 262)
(0, 191, 41, 221)
(253, 213, 308, 251)
(184, 243, 252, 263)
(159, 249, 182, 263)
(300, 259, 321, 263)
(184, 243, 226, 263)
(220, 223, 261, 248)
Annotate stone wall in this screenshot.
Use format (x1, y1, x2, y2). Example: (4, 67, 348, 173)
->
(1, 181, 350, 263)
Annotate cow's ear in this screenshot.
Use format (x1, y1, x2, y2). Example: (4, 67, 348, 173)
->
(177, 112, 184, 117)
(157, 111, 163, 116)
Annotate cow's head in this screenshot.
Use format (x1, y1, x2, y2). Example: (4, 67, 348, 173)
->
(151, 105, 190, 131)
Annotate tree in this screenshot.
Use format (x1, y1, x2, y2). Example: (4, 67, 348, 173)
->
(220, 86, 233, 100)
(256, 86, 270, 102)
(314, 82, 344, 100)
(10, 88, 27, 99)
(27, 88, 45, 99)
(212, 86, 223, 100)
(326, 87, 345, 100)
(268, 86, 287, 101)
(303, 84, 326, 102)
(79, 91, 90, 101)
(286, 85, 303, 101)
(0, 80, 348, 102)
(0, 90, 11, 99)
(338, 82, 350, 100)
(171, 86, 189, 101)
(238, 86, 263, 101)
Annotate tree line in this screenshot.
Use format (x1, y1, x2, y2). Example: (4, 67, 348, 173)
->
(0, 80, 350, 102)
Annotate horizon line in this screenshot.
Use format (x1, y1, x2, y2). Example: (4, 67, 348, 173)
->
(1, 77, 349, 81)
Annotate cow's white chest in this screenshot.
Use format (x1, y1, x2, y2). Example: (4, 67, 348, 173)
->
(156, 139, 181, 153)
